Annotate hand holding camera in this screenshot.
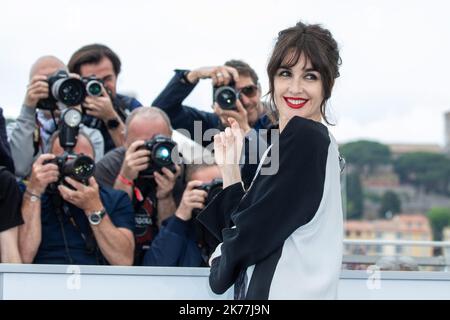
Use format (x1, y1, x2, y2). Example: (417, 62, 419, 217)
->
(36, 70, 86, 111)
(187, 65, 239, 86)
(119, 140, 151, 182)
(175, 180, 209, 221)
(83, 85, 117, 122)
(35, 69, 106, 112)
(28, 154, 60, 197)
(43, 152, 96, 192)
(154, 165, 181, 200)
(24, 75, 50, 108)
(137, 135, 179, 178)
(58, 176, 103, 213)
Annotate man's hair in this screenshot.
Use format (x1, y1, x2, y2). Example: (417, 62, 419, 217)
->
(125, 106, 173, 138)
(68, 44, 121, 76)
(185, 160, 218, 182)
(224, 59, 259, 85)
(47, 130, 95, 159)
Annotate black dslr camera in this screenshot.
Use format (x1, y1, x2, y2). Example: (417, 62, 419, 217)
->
(213, 80, 238, 110)
(44, 107, 95, 192)
(45, 152, 96, 192)
(193, 178, 223, 216)
(138, 135, 179, 177)
(37, 70, 86, 111)
(82, 76, 103, 97)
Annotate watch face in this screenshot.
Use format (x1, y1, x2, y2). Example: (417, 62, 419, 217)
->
(89, 213, 101, 225)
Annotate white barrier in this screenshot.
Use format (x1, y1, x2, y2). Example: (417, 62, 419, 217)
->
(1, 264, 450, 300)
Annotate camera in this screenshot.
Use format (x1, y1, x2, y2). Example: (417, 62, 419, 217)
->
(37, 70, 86, 111)
(45, 152, 96, 192)
(138, 135, 179, 177)
(193, 178, 223, 216)
(213, 80, 238, 110)
(82, 76, 103, 97)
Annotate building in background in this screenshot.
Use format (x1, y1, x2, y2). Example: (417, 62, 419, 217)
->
(345, 214, 433, 257)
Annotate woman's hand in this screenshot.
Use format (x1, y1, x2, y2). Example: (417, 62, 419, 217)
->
(213, 118, 244, 188)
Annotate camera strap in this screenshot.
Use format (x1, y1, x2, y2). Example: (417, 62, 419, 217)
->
(51, 193, 74, 264)
(111, 95, 130, 122)
(65, 207, 102, 263)
(33, 114, 46, 157)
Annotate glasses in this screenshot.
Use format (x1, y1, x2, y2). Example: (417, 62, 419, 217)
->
(237, 85, 258, 98)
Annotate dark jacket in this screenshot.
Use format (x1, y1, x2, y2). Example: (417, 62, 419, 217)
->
(142, 215, 204, 267)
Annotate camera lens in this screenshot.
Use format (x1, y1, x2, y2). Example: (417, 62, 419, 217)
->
(63, 155, 95, 181)
(86, 80, 103, 97)
(214, 86, 237, 110)
(73, 157, 95, 179)
(52, 78, 86, 106)
(154, 145, 172, 164)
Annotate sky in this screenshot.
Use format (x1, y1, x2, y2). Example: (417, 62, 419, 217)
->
(1, 0, 449, 146)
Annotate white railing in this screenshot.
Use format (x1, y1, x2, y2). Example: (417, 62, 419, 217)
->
(344, 239, 450, 247)
(343, 239, 450, 269)
(2, 264, 450, 300)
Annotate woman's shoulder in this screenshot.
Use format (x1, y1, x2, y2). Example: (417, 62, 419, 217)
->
(281, 116, 330, 147)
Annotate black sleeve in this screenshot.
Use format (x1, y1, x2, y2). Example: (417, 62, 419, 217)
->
(152, 70, 197, 114)
(0, 169, 24, 232)
(208, 117, 331, 294)
(196, 182, 246, 242)
(152, 70, 221, 148)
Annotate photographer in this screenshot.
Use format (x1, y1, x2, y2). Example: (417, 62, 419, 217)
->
(94, 107, 184, 265)
(152, 60, 275, 188)
(142, 162, 222, 267)
(68, 44, 142, 153)
(19, 131, 135, 265)
(7, 56, 104, 179)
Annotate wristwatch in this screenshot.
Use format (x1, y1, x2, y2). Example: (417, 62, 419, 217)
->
(25, 189, 41, 202)
(88, 208, 106, 225)
(106, 117, 120, 129)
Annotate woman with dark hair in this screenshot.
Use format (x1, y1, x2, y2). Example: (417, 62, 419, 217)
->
(198, 21, 344, 299)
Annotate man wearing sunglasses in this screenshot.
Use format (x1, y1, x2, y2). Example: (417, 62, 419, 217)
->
(152, 60, 274, 188)
(153, 60, 272, 144)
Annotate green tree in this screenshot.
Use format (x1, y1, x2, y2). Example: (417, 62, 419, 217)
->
(426, 208, 450, 241)
(340, 140, 391, 173)
(394, 152, 450, 195)
(346, 172, 363, 219)
(379, 190, 401, 217)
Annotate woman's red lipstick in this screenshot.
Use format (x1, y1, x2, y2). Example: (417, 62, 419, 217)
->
(283, 97, 308, 109)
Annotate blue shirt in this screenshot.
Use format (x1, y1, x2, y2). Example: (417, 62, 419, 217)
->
(20, 184, 135, 265)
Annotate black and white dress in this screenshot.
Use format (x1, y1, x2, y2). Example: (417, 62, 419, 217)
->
(197, 116, 343, 299)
